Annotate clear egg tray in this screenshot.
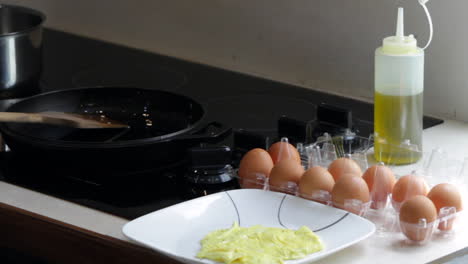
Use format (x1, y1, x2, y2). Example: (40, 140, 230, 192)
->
(234, 132, 468, 245)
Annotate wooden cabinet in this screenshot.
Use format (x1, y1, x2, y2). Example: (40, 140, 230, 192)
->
(0, 203, 180, 264)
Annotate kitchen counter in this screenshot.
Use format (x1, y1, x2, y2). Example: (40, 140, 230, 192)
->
(1, 119, 468, 264)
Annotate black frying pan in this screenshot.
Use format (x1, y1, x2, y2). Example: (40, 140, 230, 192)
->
(0, 87, 230, 166)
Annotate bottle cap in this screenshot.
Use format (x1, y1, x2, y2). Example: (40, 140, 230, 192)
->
(382, 8, 420, 55)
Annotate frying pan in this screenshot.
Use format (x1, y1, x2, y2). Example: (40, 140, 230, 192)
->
(0, 87, 230, 167)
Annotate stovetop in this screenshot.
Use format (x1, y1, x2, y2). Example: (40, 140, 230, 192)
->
(0, 29, 443, 220)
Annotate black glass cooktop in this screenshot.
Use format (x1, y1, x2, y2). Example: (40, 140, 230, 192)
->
(0, 29, 443, 220)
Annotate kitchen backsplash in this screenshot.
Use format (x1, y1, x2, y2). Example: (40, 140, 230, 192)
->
(4, 0, 468, 122)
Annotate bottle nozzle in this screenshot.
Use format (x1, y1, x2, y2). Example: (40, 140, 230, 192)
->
(396, 7, 404, 42)
(381, 6, 418, 54)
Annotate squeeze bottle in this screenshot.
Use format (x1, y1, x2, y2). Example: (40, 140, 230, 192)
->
(374, 7, 424, 164)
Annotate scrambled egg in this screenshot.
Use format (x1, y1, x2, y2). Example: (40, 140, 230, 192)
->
(196, 222, 324, 264)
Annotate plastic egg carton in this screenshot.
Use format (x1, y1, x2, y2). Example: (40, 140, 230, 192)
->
(235, 132, 467, 245)
(237, 173, 371, 217)
(236, 134, 372, 216)
(312, 133, 467, 244)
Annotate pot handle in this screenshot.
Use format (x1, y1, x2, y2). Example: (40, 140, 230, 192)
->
(170, 122, 231, 142)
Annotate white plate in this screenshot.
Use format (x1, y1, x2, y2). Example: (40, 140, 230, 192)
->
(123, 189, 375, 264)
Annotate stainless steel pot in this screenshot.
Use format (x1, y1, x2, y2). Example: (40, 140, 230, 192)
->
(0, 4, 45, 99)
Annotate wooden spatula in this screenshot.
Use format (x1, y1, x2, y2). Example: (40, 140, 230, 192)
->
(0, 112, 129, 129)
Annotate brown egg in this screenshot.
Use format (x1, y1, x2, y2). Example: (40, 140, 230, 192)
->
(269, 159, 305, 194)
(392, 174, 429, 211)
(427, 183, 463, 230)
(362, 164, 396, 210)
(399, 195, 438, 242)
(331, 176, 370, 214)
(268, 140, 301, 165)
(328, 157, 362, 181)
(298, 166, 335, 203)
(238, 148, 274, 189)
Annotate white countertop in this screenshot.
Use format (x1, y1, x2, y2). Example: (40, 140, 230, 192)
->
(2, 119, 468, 264)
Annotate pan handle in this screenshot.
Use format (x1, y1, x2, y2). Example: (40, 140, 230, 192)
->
(170, 122, 231, 142)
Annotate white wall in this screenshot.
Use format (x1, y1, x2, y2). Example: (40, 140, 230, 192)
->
(4, 0, 468, 121)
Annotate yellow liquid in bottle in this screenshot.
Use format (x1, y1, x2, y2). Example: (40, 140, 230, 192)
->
(374, 90, 423, 164)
